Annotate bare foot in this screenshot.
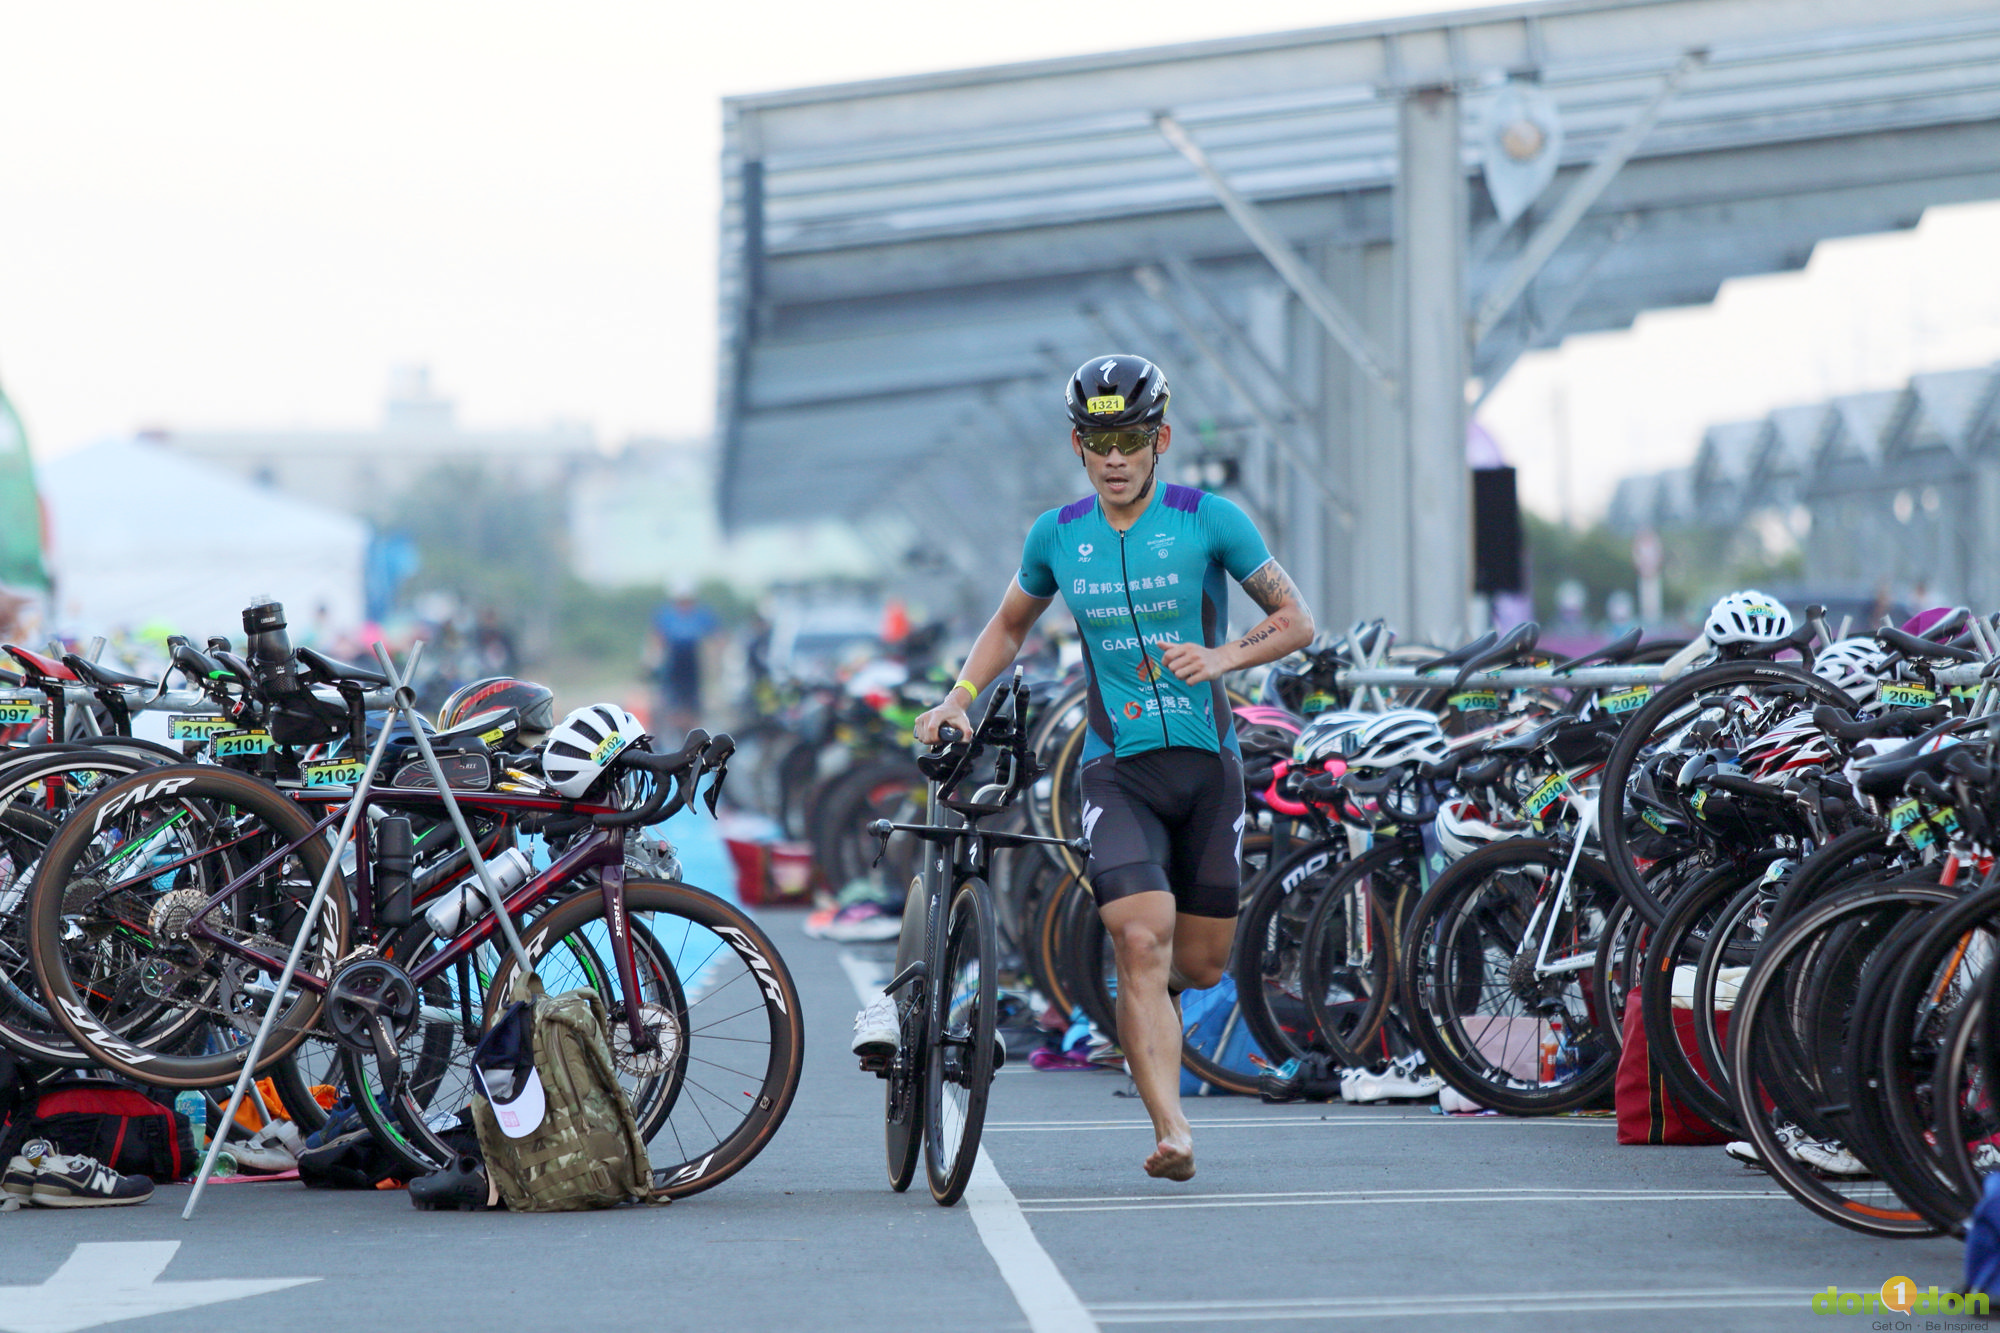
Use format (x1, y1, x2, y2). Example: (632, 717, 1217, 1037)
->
(1144, 1137, 1196, 1181)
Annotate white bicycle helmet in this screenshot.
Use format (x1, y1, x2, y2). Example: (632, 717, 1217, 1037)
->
(1293, 710, 1374, 766)
(1435, 798, 1514, 861)
(1811, 638, 1889, 704)
(1704, 590, 1794, 648)
(542, 703, 649, 798)
(1347, 709, 1451, 771)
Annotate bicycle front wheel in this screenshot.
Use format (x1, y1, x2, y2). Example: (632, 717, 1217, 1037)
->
(925, 880, 996, 1206)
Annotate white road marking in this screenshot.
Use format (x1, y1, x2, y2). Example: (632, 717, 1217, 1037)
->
(968, 1150, 1097, 1333)
(0, 1242, 316, 1333)
(1086, 1288, 1807, 1323)
(841, 949, 1095, 1333)
(986, 1116, 1614, 1131)
(1023, 1187, 1788, 1214)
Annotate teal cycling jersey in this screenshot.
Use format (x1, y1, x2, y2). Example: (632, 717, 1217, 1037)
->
(1019, 483, 1273, 761)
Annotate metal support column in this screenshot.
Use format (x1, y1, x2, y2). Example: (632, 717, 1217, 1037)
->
(1398, 86, 1470, 643)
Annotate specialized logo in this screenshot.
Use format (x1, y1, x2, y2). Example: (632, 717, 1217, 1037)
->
(91, 775, 198, 834)
(1098, 358, 1118, 384)
(1122, 701, 1144, 719)
(1080, 800, 1103, 843)
(715, 925, 789, 1016)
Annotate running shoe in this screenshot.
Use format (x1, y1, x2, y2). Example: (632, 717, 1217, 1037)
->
(1341, 1054, 1444, 1103)
(5, 1140, 153, 1208)
(820, 902, 903, 943)
(1259, 1053, 1343, 1103)
(852, 992, 900, 1058)
(1437, 1084, 1485, 1115)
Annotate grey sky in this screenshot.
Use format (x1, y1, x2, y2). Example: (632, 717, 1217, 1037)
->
(1, 0, 1991, 522)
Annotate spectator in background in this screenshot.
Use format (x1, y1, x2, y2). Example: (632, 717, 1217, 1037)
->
(651, 587, 718, 731)
(474, 608, 517, 675)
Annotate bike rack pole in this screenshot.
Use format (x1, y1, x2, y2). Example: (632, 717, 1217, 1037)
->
(371, 641, 538, 980)
(183, 644, 423, 1220)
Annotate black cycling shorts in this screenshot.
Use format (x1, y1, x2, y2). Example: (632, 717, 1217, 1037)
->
(1079, 747, 1245, 919)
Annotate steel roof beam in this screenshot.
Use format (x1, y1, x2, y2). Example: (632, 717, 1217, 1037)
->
(1155, 113, 1397, 398)
(1132, 263, 1353, 527)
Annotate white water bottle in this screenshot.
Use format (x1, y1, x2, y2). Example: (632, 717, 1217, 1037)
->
(424, 848, 534, 937)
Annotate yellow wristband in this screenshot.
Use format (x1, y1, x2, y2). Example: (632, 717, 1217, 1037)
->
(952, 678, 979, 702)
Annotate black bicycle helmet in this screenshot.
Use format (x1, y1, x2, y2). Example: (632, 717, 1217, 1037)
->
(1065, 354, 1169, 430)
(438, 676, 558, 738)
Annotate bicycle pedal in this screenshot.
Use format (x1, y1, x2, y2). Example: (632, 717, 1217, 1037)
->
(858, 1053, 891, 1076)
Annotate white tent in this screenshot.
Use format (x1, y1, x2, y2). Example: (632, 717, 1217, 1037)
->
(39, 438, 368, 641)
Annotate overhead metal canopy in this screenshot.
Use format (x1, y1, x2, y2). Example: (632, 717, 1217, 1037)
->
(720, 0, 2000, 637)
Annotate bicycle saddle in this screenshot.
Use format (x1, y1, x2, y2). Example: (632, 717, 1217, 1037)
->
(62, 655, 153, 690)
(1847, 717, 1974, 798)
(1811, 703, 1949, 742)
(1547, 627, 1643, 676)
(1876, 625, 1981, 663)
(1416, 631, 1497, 675)
(3, 646, 74, 682)
(296, 646, 391, 687)
(1449, 622, 1541, 693)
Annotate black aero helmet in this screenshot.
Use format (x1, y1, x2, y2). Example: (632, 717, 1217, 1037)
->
(438, 676, 558, 738)
(1065, 354, 1169, 430)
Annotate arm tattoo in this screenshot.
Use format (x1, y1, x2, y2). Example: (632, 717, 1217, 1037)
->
(1241, 559, 1308, 619)
(1236, 616, 1292, 651)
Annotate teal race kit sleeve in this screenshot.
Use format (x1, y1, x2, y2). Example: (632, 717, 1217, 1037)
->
(1200, 493, 1274, 583)
(1017, 509, 1060, 599)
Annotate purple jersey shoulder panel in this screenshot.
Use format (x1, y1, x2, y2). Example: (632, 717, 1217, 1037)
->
(1057, 495, 1097, 524)
(1160, 483, 1202, 514)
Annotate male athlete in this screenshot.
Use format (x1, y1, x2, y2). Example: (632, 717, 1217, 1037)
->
(859, 354, 1313, 1182)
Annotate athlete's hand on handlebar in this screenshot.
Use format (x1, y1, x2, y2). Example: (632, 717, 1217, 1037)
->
(914, 698, 970, 747)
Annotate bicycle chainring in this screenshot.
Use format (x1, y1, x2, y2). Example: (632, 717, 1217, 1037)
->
(324, 958, 419, 1054)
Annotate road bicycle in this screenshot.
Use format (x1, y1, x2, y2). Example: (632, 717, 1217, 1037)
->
(27, 716, 807, 1199)
(863, 667, 1088, 1205)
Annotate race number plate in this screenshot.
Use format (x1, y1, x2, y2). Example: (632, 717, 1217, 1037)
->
(212, 729, 273, 759)
(0, 692, 41, 726)
(1599, 686, 1653, 716)
(168, 714, 234, 741)
(299, 757, 365, 788)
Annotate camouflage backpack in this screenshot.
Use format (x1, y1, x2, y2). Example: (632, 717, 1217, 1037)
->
(470, 973, 659, 1211)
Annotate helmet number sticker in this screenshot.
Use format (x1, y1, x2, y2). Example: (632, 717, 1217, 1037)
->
(1446, 690, 1499, 712)
(1880, 683, 1936, 709)
(1085, 394, 1126, 415)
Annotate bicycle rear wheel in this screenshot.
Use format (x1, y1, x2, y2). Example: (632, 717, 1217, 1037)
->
(28, 763, 346, 1086)
(925, 880, 995, 1206)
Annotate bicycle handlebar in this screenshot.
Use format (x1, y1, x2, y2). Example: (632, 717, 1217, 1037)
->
(590, 729, 722, 828)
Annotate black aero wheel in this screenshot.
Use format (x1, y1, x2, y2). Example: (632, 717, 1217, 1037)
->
(885, 988, 926, 1192)
(926, 881, 996, 1206)
(29, 763, 347, 1087)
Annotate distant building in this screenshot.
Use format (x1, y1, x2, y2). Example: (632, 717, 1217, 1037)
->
(153, 366, 598, 515)
(1607, 364, 2000, 610)
(568, 437, 881, 591)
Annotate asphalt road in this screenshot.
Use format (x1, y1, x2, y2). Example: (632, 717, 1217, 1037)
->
(0, 906, 1976, 1333)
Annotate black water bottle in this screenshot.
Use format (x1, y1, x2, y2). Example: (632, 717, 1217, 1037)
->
(375, 816, 414, 928)
(242, 597, 302, 697)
